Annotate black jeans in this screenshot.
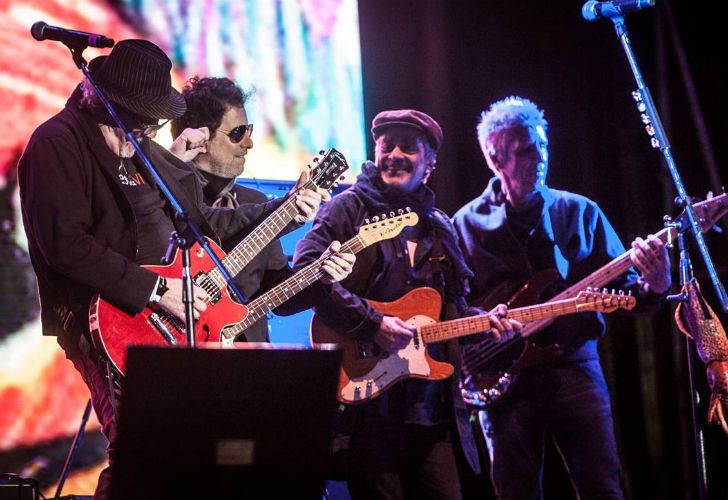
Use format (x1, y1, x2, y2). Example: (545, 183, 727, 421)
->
(346, 415, 463, 500)
(480, 359, 625, 500)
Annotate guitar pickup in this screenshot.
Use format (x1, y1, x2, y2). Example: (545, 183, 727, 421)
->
(149, 312, 177, 345)
(194, 272, 222, 304)
(357, 341, 380, 359)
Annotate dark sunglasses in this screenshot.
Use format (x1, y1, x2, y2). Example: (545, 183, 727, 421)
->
(218, 123, 254, 143)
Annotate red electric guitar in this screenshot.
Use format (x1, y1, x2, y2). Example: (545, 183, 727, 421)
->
(89, 148, 348, 375)
(91, 208, 419, 374)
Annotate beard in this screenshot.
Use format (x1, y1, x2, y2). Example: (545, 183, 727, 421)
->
(119, 141, 136, 159)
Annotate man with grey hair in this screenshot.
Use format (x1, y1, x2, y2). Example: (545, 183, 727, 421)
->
(452, 96, 672, 499)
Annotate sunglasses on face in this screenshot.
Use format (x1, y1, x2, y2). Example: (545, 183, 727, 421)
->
(131, 119, 171, 140)
(218, 123, 254, 143)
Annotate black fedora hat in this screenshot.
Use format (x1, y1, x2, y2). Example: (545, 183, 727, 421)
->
(93, 39, 186, 122)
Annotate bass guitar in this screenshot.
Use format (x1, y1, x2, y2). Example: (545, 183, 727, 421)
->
(460, 191, 728, 409)
(89, 148, 348, 374)
(92, 209, 419, 374)
(311, 287, 635, 404)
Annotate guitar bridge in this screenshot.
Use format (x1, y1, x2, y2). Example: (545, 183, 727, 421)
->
(149, 312, 178, 345)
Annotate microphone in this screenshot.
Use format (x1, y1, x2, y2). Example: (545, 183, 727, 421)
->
(30, 21, 114, 49)
(582, 0, 655, 21)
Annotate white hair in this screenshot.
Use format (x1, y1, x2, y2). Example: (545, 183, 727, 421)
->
(477, 96, 548, 158)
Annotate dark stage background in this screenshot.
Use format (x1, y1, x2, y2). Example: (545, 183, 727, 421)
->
(358, 1, 728, 499)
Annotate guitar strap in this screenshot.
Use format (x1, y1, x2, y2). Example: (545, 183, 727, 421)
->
(427, 211, 459, 322)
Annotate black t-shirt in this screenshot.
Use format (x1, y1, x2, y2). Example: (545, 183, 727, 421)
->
(117, 157, 176, 265)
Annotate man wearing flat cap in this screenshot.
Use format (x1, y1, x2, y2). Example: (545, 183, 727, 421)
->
(294, 109, 520, 499)
(17, 39, 336, 499)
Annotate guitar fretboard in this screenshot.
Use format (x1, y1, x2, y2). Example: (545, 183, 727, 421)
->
(419, 297, 582, 344)
(205, 181, 315, 290)
(222, 236, 366, 338)
(514, 225, 672, 337)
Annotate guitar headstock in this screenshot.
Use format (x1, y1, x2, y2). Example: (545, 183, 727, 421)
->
(358, 209, 419, 247)
(575, 288, 636, 313)
(308, 148, 350, 191)
(675, 191, 728, 234)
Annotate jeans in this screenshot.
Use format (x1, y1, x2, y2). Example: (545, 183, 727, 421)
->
(67, 349, 119, 500)
(480, 359, 625, 500)
(346, 416, 463, 500)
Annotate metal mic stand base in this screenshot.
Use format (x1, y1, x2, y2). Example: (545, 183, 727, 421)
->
(666, 228, 709, 499)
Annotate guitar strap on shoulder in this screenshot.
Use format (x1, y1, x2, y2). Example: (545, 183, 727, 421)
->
(427, 211, 459, 321)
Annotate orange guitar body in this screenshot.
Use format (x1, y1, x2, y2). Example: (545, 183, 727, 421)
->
(311, 287, 453, 404)
(89, 238, 248, 375)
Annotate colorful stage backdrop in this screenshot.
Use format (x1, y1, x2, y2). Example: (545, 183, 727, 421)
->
(0, 0, 364, 495)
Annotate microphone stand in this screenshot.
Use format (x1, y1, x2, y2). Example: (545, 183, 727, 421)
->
(607, 16, 727, 312)
(665, 219, 708, 499)
(606, 15, 725, 498)
(67, 45, 245, 347)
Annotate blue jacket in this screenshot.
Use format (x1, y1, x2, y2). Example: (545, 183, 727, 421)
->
(452, 177, 663, 360)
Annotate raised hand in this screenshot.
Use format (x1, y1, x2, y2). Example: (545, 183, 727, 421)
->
(169, 127, 209, 162)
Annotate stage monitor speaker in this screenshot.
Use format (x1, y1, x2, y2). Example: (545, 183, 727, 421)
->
(110, 345, 342, 500)
(0, 475, 38, 500)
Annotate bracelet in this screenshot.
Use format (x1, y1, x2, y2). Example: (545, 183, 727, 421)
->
(150, 276, 169, 303)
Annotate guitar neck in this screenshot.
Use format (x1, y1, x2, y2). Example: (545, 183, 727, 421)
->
(548, 226, 672, 301)
(208, 181, 315, 284)
(419, 297, 584, 344)
(223, 235, 366, 339)
(512, 225, 672, 337)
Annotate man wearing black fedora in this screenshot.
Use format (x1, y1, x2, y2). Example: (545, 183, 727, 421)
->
(17, 39, 340, 499)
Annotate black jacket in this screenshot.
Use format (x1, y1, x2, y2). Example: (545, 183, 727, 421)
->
(293, 167, 481, 474)
(18, 101, 283, 348)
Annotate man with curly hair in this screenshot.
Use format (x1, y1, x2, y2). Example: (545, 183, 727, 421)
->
(170, 76, 355, 341)
(452, 96, 672, 499)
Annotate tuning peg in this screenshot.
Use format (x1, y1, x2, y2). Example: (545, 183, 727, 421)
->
(631, 90, 642, 102)
(397, 208, 404, 215)
(339, 175, 346, 181)
(364, 218, 370, 225)
(306, 164, 312, 169)
(618, 290, 625, 295)
(390, 211, 395, 218)
(319, 150, 325, 155)
(372, 216, 379, 223)
(586, 286, 592, 292)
